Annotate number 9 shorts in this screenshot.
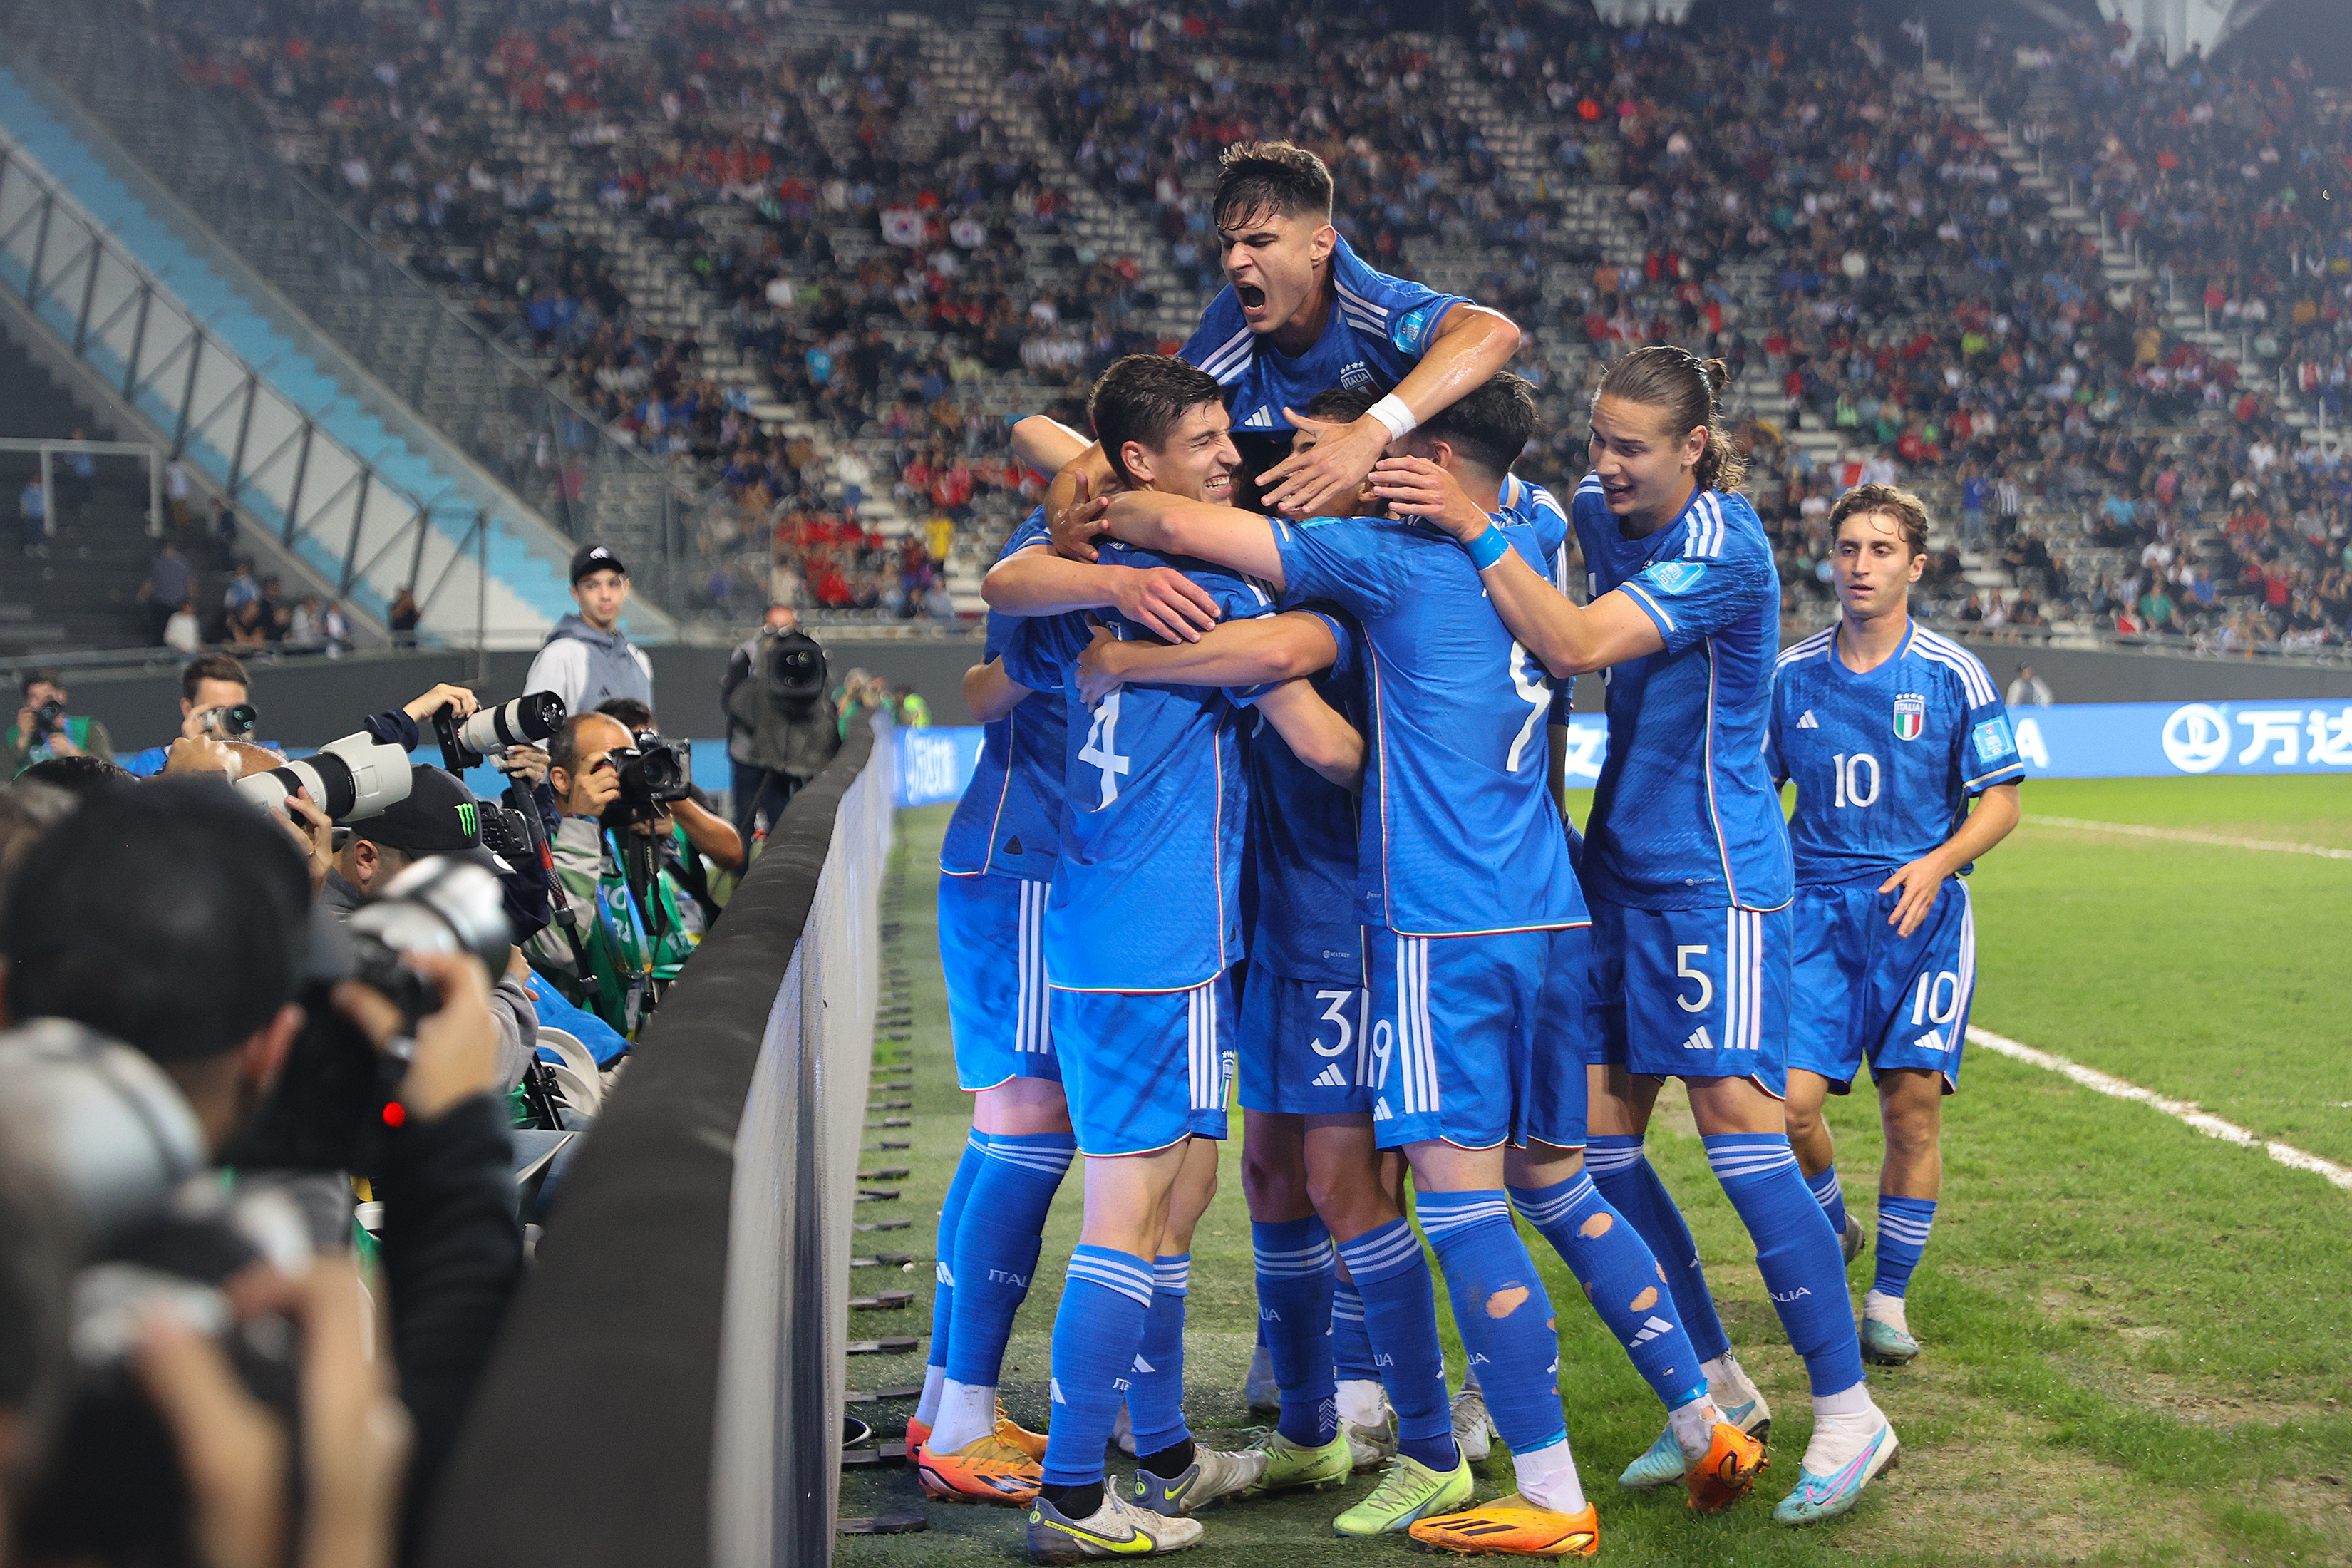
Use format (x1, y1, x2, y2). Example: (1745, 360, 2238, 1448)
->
(1365, 925, 1589, 1151)
(1585, 898, 1791, 1097)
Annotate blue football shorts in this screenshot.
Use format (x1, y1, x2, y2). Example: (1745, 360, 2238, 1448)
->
(1235, 966, 1374, 1116)
(1365, 925, 1588, 1152)
(1587, 898, 1790, 1097)
(937, 872, 1060, 1092)
(1787, 876, 1976, 1094)
(1051, 970, 1235, 1156)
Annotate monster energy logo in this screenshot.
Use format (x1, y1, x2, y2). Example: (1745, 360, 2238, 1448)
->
(455, 802, 477, 837)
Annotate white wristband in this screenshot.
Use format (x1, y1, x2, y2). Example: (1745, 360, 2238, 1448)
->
(1366, 393, 1418, 440)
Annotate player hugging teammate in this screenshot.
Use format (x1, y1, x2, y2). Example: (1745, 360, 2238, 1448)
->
(919, 141, 1975, 1560)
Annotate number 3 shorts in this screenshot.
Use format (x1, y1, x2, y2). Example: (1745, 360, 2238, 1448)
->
(1785, 877, 1975, 1094)
(1235, 968, 1375, 1115)
(1587, 897, 1790, 1097)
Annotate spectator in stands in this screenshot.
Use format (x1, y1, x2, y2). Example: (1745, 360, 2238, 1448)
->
(163, 456, 190, 527)
(1, 780, 512, 1567)
(892, 684, 931, 729)
(2006, 663, 2055, 707)
(163, 595, 202, 656)
(212, 497, 236, 563)
(525, 545, 653, 717)
(17, 474, 44, 558)
(3, 673, 114, 780)
(389, 584, 423, 649)
(138, 538, 196, 646)
(123, 651, 256, 775)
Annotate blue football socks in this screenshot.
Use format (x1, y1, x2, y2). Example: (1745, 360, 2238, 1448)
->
(1872, 1195, 1937, 1299)
(919, 1132, 989, 1421)
(1510, 1170, 1708, 1409)
(1252, 1217, 1339, 1447)
(942, 1133, 1075, 1391)
(1334, 1218, 1456, 1471)
(1041, 1247, 1155, 1487)
(1703, 1135, 1867, 1396)
(1418, 1190, 1569, 1458)
(1807, 1164, 1850, 1241)
(1126, 1254, 1194, 1456)
(1586, 1133, 1733, 1365)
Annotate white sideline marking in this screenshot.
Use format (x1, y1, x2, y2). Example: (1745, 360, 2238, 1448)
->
(1968, 1026, 2352, 1192)
(2025, 814, 2352, 861)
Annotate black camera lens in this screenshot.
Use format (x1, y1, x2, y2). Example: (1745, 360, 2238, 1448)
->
(33, 699, 65, 732)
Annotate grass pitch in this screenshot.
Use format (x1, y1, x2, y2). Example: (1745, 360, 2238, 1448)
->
(839, 777, 2352, 1565)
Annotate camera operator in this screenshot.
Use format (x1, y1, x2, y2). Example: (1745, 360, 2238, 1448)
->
(3, 673, 115, 780)
(123, 654, 265, 776)
(721, 604, 839, 850)
(322, 765, 540, 1096)
(0, 780, 520, 1564)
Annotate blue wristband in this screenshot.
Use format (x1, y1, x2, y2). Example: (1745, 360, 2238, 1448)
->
(1463, 522, 1511, 572)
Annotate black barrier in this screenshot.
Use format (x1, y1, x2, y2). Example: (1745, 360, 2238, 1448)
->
(422, 720, 882, 1568)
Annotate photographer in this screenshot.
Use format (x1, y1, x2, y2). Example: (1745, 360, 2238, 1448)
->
(322, 763, 540, 1095)
(594, 698, 743, 885)
(0, 780, 521, 1564)
(123, 654, 262, 775)
(721, 604, 839, 848)
(2, 674, 114, 780)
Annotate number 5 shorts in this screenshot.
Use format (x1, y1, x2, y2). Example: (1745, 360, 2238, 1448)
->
(1051, 969, 1235, 1156)
(1585, 898, 1792, 1097)
(1365, 925, 1589, 1151)
(1235, 966, 1376, 1116)
(1785, 877, 1974, 1095)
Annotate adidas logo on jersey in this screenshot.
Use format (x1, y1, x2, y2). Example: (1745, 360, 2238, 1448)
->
(1797, 711, 1820, 728)
(1312, 1063, 1348, 1088)
(1242, 406, 1277, 428)
(1372, 1098, 1393, 1121)
(1681, 1026, 1716, 1051)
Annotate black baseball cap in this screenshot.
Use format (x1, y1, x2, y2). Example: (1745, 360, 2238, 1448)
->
(356, 766, 506, 870)
(569, 544, 627, 583)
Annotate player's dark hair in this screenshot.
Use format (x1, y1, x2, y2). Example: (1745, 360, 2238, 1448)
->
(2, 780, 309, 1065)
(1828, 483, 1931, 558)
(1594, 346, 1746, 493)
(1420, 372, 1541, 481)
(1302, 385, 1383, 423)
(182, 651, 248, 702)
(1090, 355, 1226, 488)
(16, 755, 131, 800)
(1212, 140, 1334, 231)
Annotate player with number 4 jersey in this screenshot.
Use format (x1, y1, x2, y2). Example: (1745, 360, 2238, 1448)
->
(1769, 484, 2022, 1371)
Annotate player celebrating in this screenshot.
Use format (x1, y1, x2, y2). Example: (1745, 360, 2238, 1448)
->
(1768, 483, 2023, 1368)
(1376, 348, 1897, 1526)
(1038, 140, 1521, 532)
(1071, 371, 1765, 1557)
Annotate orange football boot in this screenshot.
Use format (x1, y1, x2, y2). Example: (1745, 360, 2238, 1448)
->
(914, 1432, 1042, 1506)
(1408, 1495, 1601, 1557)
(1685, 1420, 1768, 1514)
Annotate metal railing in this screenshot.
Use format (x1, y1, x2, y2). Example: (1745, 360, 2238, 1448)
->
(0, 0, 694, 617)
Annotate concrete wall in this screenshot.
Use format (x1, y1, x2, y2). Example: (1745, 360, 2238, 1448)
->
(34, 632, 2352, 755)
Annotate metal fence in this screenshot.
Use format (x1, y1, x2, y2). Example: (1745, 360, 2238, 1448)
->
(0, 0, 694, 617)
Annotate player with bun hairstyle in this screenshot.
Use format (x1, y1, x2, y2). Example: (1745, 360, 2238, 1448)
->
(1373, 345, 1900, 1527)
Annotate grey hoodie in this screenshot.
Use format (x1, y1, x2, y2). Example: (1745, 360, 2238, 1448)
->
(525, 613, 653, 717)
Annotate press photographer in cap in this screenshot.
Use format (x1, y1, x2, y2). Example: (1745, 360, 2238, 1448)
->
(0, 778, 520, 1566)
(523, 545, 654, 720)
(324, 762, 541, 1096)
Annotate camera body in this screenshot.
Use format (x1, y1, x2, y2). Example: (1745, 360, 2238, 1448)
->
(602, 731, 692, 827)
(33, 697, 66, 737)
(763, 623, 830, 714)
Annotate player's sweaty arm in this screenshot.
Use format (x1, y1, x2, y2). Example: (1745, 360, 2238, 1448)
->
(1252, 677, 1365, 792)
(1256, 303, 1522, 519)
(1011, 415, 1091, 475)
(1074, 614, 1338, 703)
(963, 658, 1031, 724)
(981, 527, 1224, 644)
(1371, 455, 1660, 676)
(1880, 781, 2021, 937)
(1093, 492, 1289, 589)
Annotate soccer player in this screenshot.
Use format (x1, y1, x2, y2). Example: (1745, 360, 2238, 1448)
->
(911, 510, 1080, 1506)
(1376, 346, 1897, 1527)
(1069, 371, 1765, 1556)
(1768, 483, 2023, 1367)
(1036, 140, 1521, 536)
(994, 355, 1360, 1560)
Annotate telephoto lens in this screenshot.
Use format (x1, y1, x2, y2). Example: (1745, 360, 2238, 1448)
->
(453, 691, 565, 753)
(202, 703, 259, 739)
(235, 732, 413, 821)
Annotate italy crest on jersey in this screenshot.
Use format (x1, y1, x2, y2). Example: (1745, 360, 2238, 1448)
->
(1892, 693, 1927, 741)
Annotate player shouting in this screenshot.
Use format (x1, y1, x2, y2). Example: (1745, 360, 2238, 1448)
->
(1378, 347, 1898, 1526)
(1768, 483, 2022, 1368)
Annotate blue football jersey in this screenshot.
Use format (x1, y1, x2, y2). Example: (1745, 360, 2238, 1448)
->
(1572, 479, 1791, 912)
(1767, 621, 2025, 884)
(1272, 510, 1584, 937)
(1496, 473, 1579, 727)
(1181, 234, 1468, 433)
(1000, 540, 1274, 992)
(939, 508, 1071, 880)
(1232, 605, 1368, 986)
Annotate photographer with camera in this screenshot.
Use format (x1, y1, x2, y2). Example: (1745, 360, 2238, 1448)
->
(3, 673, 115, 780)
(322, 764, 540, 1096)
(721, 604, 840, 851)
(0, 785, 520, 1568)
(595, 698, 743, 884)
(123, 654, 266, 776)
